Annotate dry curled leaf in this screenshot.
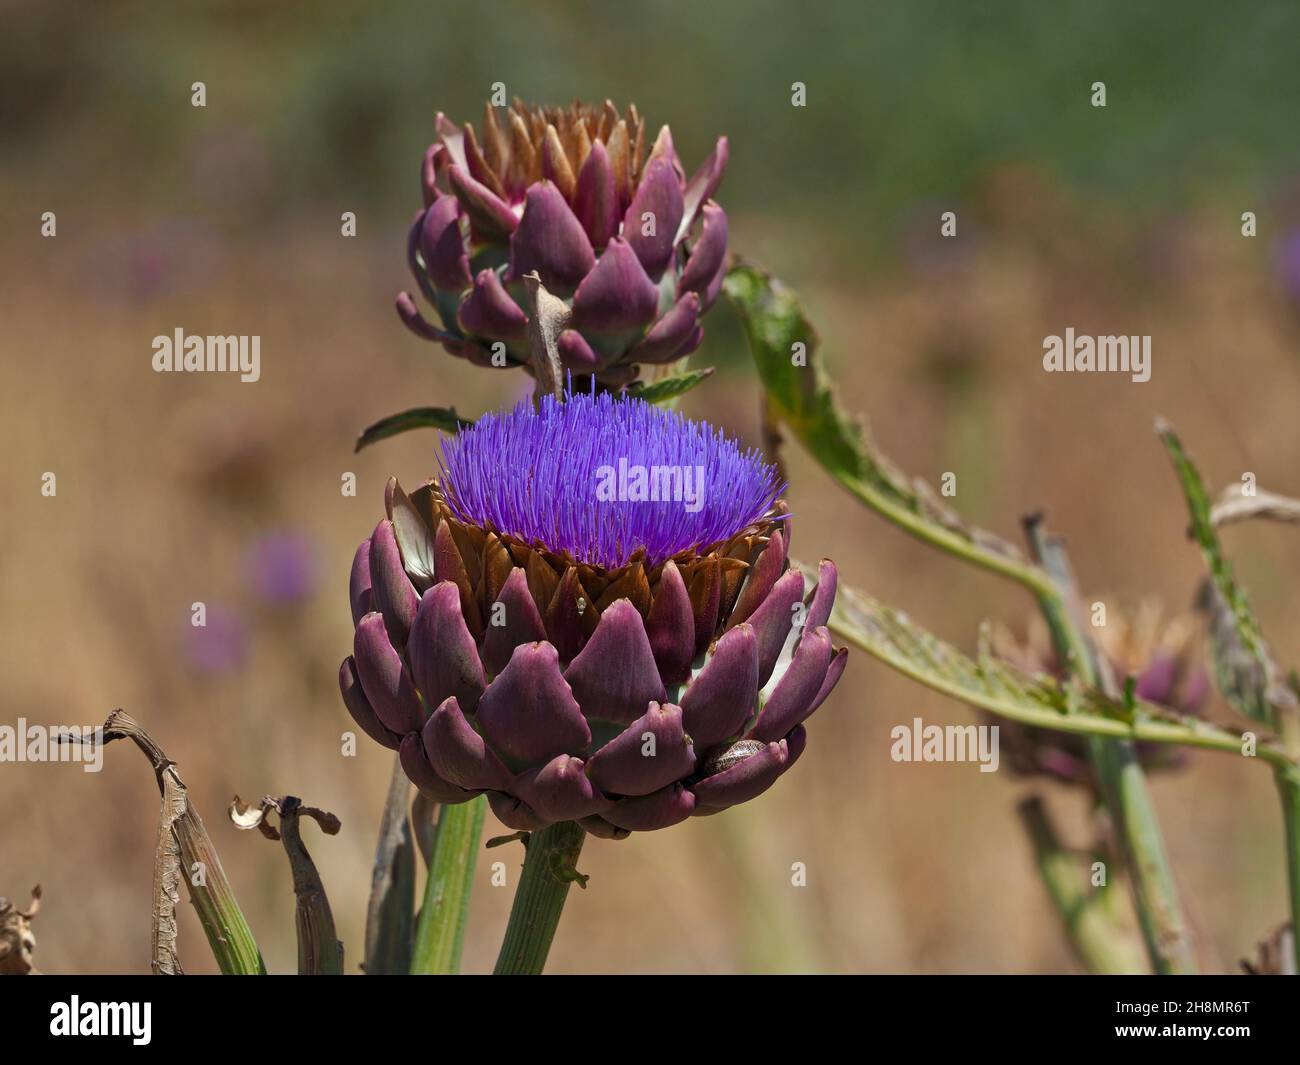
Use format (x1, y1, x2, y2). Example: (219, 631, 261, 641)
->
(1211, 483, 1300, 529)
(230, 794, 343, 975)
(82, 710, 265, 975)
(0, 886, 42, 975)
(1241, 923, 1297, 975)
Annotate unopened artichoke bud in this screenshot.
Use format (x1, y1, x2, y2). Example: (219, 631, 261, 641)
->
(1091, 604, 1208, 712)
(339, 391, 845, 837)
(1094, 604, 1208, 772)
(992, 604, 1209, 787)
(396, 100, 729, 389)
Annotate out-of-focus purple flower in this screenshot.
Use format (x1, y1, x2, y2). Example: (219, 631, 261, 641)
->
(397, 100, 729, 389)
(1275, 225, 1300, 301)
(339, 392, 846, 838)
(247, 531, 318, 606)
(185, 604, 248, 675)
(992, 604, 1208, 789)
(83, 219, 225, 305)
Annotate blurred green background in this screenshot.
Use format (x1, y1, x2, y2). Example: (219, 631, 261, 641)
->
(3, 0, 1300, 974)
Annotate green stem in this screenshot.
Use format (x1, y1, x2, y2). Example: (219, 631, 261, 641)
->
(1027, 521, 1197, 974)
(493, 821, 586, 975)
(1085, 736, 1196, 973)
(411, 795, 486, 974)
(1274, 764, 1300, 973)
(836, 471, 1061, 602)
(836, 437, 1199, 970)
(1017, 796, 1146, 974)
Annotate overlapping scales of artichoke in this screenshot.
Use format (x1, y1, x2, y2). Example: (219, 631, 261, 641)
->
(396, 100, 729, 388)
(339, 478, 845, 837)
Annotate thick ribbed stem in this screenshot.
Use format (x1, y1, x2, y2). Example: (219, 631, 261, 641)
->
(411, 796, 486, 974)
(493, 821, 586, 975)
(1026, 519, 1197, 974)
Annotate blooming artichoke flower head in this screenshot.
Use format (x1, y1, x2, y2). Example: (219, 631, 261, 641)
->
(992, 603, 1209, 787)
(397, 99, 729, 389)
(340, 391, 845, 837)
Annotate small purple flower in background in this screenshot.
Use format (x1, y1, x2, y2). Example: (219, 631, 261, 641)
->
(247, 531, 318, 606)
(397, 100, 729, 389)
(339, 391, 846, 838)
(83, 218, 225, 305)
(185, 604, 249, 675)
(1274, 224, 1300, 302)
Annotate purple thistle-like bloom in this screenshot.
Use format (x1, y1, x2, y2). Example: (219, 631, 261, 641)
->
(438, 391, 783, 569)
(339, 398, 845, 838)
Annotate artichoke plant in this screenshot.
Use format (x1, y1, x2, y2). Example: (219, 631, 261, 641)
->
(992, 605, 1209, 787)
(396, 100, 729, 388)
(339, 390, 845, 838)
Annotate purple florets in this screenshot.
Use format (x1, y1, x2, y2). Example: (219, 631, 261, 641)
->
(437, 391, 783, 569)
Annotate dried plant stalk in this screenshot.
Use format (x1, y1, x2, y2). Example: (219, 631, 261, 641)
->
(0, 886, 42, 975)
(230, 794, 343, 975)
(95, 710, 265, 975)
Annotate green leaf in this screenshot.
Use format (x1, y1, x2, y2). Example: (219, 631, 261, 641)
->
(355, 406, 473, 453)
(817, 567, 1290, 767)
(724, 263, 863, 486)
(724, 262, 1040, 591)
(1157, 420, 1297, 727)
(627, 367, 715, 405)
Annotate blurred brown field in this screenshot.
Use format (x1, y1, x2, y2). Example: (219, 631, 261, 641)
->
(3, 1, 1300, 974)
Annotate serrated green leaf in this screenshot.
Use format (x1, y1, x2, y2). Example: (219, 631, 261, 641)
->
(816, 566, 1289, 767)
(1158, 420, 1296, 727)
(355, 406, 473, 453)
(627, 367, 715, 405)
(724, 262, 1037, 587)
(724, 262, 876, 489)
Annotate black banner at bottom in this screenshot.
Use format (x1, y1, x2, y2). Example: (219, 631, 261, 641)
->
(3, 974, 1294, 1052)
